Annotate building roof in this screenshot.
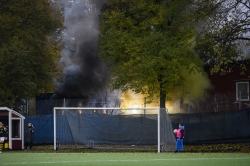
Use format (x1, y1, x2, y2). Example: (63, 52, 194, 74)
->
(0, 107, 25, 119)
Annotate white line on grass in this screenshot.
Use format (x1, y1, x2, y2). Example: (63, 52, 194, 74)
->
(2, 157, 250, 165)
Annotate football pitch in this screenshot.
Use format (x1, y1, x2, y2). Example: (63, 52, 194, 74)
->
(0, 152, 249, 166)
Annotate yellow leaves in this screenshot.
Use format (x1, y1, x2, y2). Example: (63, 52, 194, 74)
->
(185, 143, 250, 153)
(18, 142, 250, 153)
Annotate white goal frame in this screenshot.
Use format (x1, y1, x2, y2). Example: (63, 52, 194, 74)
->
(53, 107, 162, 152)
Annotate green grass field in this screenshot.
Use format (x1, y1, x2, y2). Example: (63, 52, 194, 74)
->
(0, 152, 249, 166)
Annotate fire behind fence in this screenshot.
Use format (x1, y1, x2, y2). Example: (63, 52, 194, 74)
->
(32, 93, 250, 115)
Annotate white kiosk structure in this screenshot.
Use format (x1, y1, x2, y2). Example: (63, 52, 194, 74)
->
(0, 107, 25, 149)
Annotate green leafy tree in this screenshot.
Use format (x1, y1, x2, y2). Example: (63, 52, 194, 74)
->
(99, 0, 204, 108)
(0, 0, 62, 106)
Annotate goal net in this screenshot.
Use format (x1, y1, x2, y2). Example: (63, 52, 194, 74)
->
(53, 107, 176, 152)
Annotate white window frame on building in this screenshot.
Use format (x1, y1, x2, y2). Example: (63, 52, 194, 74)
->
(236, 82, 249, 101)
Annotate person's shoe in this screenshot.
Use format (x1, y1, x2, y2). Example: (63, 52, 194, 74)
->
(0, 151, 1, 154)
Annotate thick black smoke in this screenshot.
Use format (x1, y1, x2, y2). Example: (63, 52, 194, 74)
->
(52, 0, 108, 101)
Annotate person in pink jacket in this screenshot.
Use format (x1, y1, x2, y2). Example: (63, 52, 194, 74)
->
(174, 123, 185, 152)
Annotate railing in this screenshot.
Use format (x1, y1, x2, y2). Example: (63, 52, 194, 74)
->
(29, 92, 250, 115)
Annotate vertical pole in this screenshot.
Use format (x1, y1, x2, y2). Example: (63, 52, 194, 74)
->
(22, 118, 25, 149)
(144, 97, 146, 116)
(188, 96, 190, 114)
(239, 91, 241, 110)
(8, 111, 12, 149)
(158, 108, 160, 153)
(54, 108, 56, 150)
(178, 98, 180, 113)
(26, 99, 29, 116)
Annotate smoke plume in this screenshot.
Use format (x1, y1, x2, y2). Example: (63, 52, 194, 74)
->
(53, 0, 107, 100)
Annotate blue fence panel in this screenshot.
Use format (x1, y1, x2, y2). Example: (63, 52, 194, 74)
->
(25, 115, 54, 144)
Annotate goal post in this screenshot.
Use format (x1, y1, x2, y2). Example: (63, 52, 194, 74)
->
(53, 107, 176, 153)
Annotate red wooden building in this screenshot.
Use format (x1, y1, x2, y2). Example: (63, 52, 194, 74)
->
(204, 64, 250, 111)
(0, 107, 25, 149)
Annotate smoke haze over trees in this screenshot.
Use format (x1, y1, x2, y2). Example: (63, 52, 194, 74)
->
(1, 0, 246, 110)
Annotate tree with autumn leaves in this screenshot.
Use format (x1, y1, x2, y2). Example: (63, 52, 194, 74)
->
(99, 0, 205, 108)
(1, 0, 248, 109)
(194, 0, 250, 74)
(0, 0, 62, 106)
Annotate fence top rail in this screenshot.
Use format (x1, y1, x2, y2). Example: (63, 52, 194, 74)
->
(53, 107, 160, 110)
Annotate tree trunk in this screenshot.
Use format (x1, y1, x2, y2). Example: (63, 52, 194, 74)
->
(160, 89, 166, 108)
